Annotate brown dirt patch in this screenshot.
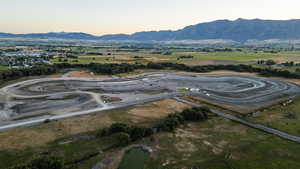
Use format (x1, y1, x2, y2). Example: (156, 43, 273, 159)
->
(182, 60, 237, 66)
(182, 96, 246, 113)
(68, 71, 112, 78)
(128, 99, 191, 119)
(176, 70, 257, 76)
(101, 96, 122, 103)
(270, 77, 300, 85)
(47, 74, 63, 78)
(0, 113, 113, 150)
(145, 57, 170, 62)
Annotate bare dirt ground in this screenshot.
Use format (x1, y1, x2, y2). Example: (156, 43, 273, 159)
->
(47, 74, 63, 78)
(0, 113, 113, 150)
(182, 60, 238, 66)
(182, 96, 245, 113)
(67, 71, 112, 78)
(128, 99, 191, 119)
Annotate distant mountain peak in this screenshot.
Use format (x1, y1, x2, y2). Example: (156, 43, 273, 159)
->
(1, 18, 300, 42)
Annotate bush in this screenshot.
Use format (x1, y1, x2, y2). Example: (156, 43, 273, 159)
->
(97, 127, 110, 137)
(28, 156, 64, 169)
(129, 126, 153, 141)
(98, 123, 154, 141)
(8, 164, 29, 169)
(156, 107, 210, 132)
(109, 123, 130, 134)
(157, 113, 184, 132)
(44, 119, 51, 123)
(9, 156, 64, 169)
(114, 132, 131, 147)
(181, 107, 209, 121)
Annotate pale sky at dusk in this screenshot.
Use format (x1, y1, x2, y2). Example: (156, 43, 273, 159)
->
(1, 0, 299, 35)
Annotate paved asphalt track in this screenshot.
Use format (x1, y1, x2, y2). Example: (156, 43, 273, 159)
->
(1, 72, 300, 135)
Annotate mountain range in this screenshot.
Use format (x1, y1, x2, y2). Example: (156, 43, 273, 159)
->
(1, 18, 300, 42)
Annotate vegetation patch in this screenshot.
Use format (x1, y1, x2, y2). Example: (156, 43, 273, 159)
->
(118, 147, 150, 169)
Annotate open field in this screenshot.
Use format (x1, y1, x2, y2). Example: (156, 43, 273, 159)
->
(0, 66, 8, 71)
(143, 117, 300, 169)
(246, 96, 300, 137)
(50, 51, 300, 65)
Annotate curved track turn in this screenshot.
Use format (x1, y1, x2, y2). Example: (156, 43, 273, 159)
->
(0, 72, 300, 131)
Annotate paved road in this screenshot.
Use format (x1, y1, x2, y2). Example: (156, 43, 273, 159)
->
(0, 93, 189, 131)
(1, 72, 300, 135)
(174, 97, 300, 143)
(2, 89, 300, 145)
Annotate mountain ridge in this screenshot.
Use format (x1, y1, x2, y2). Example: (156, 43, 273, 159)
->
(1, 18, 300, 42)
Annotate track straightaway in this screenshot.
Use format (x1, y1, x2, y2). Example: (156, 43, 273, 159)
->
(1, 72, 300, 131)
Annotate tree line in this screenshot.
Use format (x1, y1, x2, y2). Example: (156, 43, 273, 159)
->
(55, 62, 300, 79)
(2, 62, 300, 85)
(98, 107, 210, 147)
(8, 156, 64, 169)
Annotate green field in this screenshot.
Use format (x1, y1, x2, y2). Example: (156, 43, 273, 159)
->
(50, 51, 300, 65)
(144, 116, 300, 169)
(0, 66, 8, 71)
(246, 97, 300, 137)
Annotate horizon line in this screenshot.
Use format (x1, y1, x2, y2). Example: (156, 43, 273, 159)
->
(1, 17, 299, 36)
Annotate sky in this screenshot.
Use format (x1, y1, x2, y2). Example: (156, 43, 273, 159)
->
(1, 0, 300, 35)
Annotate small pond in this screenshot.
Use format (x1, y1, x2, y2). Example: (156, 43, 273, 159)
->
(118, 147, 150, 169)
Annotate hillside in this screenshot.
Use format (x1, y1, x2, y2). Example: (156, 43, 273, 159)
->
(1, 18, 300, 42)
(100, 18, 300, 42)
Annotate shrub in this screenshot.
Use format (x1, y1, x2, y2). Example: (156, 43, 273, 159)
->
(10, 156, 64, 169)
(181, 107, 209, 121)
(109, 123, 130, 134)
(114, 132, 131, 147)
(157, 113, 184, 132)
(28, 156, 64, 169)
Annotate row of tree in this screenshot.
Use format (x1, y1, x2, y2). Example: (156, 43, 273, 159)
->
(98, 123, 154, 146)
(156, 107, 209, 132)
(2, 62, 300, 85)
(98, 107, 210, 147)
(8, 156, 64, 169)
(0, 65, 57, 84)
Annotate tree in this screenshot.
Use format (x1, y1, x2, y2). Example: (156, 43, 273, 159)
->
(129, 127, 153, 141)
(9, 156, 64, 169)
(8, 164, 29, 169)
(28, 156, 64, 169)
(157, 113, 184, 132)
(181, 107, 209, 121)
(97, 127, 110, 137)
(109, 123, 130, 134)
(265, 60, 276, 66)
(115, 132, 131, 146)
